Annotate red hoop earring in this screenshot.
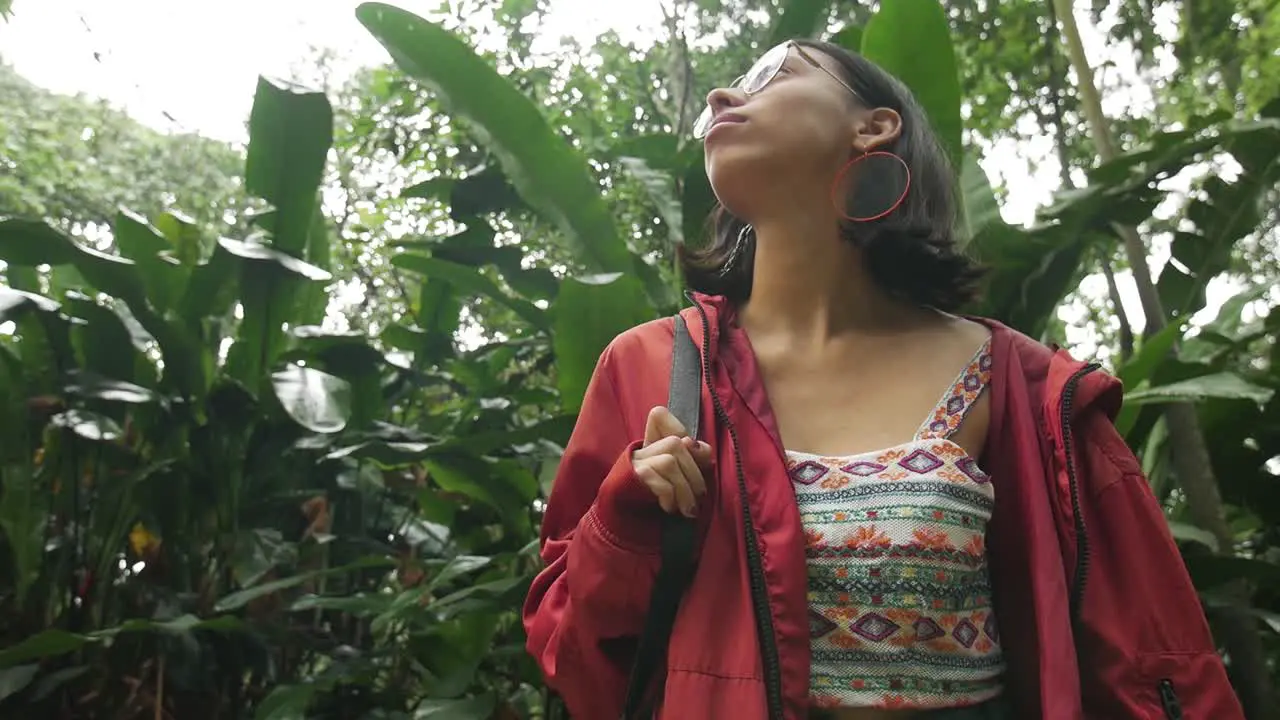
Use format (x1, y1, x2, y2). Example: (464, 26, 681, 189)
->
(830, 150, 911, 223)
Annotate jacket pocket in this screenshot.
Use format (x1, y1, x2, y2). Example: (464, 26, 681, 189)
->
(1128, 651, 1242, 720)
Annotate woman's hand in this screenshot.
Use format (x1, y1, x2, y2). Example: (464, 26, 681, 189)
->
(631, 406, 712, 518)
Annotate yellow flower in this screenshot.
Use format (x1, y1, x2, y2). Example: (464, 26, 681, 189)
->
(129, 522, 161, 557)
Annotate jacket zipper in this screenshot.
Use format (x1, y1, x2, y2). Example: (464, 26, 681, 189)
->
(1064, 364, 1185, 720)
(1061, 363, 1101, 628)
(691, 301, 785, 720)
(1158, 679, 1183, 719)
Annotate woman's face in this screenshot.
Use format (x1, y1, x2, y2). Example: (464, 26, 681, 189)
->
(700, 44, 901, 219)
(701, 44, 859, 211)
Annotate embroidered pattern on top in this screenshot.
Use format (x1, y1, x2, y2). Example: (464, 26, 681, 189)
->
(789, 339, 1002, 710)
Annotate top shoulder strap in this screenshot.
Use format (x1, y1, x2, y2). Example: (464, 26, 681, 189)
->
(915, 336, 993, 440)
(667, 314, 702, 440)
(620, 313, 702, 719)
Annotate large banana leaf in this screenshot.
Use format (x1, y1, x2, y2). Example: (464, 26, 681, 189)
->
(553, 273, 653, 412)
(392, 254, 549, 333)
(356, 3, 633, 279)
(768, 0, 834, 46)
(245, 77, 332, 258)
(227, 78, 335, 387)
(860, 0, 964, 173)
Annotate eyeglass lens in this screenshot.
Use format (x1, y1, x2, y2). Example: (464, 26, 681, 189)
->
(693, 44, 788, 138)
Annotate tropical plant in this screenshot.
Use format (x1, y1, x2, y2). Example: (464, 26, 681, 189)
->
(2, 0, 1280, 717)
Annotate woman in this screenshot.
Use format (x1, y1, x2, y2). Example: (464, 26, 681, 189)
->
(523, 39, 1242, 720)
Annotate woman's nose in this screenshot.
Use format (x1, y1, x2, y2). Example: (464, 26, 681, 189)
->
(705, 85, 745, 116)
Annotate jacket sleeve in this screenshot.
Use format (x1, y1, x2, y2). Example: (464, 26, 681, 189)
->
(1072, 410, 1245, 719)
(522, 341, 669, 720)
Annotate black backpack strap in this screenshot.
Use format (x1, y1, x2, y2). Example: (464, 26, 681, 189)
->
(620, 314, 702, 719)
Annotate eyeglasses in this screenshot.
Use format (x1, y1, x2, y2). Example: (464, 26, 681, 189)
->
(693, 40, 864, 139)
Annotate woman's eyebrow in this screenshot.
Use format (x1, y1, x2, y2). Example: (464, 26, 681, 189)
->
(781, 55, 809, 73)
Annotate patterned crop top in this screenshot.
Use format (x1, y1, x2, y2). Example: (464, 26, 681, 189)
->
(787, 339, 1003, 711)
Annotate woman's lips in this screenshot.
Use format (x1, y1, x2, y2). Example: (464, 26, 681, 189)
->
(704, 112, 747, 139)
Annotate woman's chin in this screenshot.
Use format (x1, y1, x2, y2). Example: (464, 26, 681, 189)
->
(706, 144, 777, 188)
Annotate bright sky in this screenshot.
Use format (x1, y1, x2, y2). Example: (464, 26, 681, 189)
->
(0, 0, 664, 142)
(0, 0, 1239, 359)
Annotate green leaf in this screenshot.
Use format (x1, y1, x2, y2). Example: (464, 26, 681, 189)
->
(392, 254, 548, 332)
(0, 219, 147, 307)
(356, 4, 631, 276)
(0, 464, 44, 610)
(0, 664, 38, 702)
(422, 455, 520, 515)
(959, 152, 1001, 244)
(271, 363, 352, 433)
(768, 0, 833, 46)
(860, 0, 964, 171)
(324, 440, 434, 465)
(680, 150, 718, 250)
(427, 555, 493, 590)
(0, 617, 243, 669)
(412, 694, 497, 720)
(30, 666, 89, 702)
(1117, 321, 1187, 388)
(214, 556, 394, 613)
(245, 77, 334, 257)
(618, 156, 683, 244)
(217, 237, 331, 282)
(1124, 372, 1274, 406)
(968, 222, 1092, 336)
(113, 209, 186, 309)
(829, 24, 863, 53)
(0, 287, 60, 319)
(552, 273, 653, 412)
(255, 683, 319, 720)
(62, 292, 156, 385)
(0, 630, 90, 668)
(435, 414, 575, 455)
(289, 592, 391, 616)
(1185, 555, 1280, 590)
(1250, 608, 1280, 635)
(50, 409, 123, 442)
(225, 234, 332, 388)
(1166, 520, 1219, 552)
(232, 528, 297, 587)
(64, 371, 158, 404)
(228, 78, 333, 389)
(0, 223, 208, 398)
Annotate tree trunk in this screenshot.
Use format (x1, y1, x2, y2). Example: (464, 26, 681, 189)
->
(1098, 256, 1135, 360)
(658, 0, 697, 139)
(1042, 0, 1133, 361)
(1051, 0, 1273, 716)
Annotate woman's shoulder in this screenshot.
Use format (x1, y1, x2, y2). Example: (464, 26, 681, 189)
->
(959, 314, 1057, 367)
(598, 315, 680, 370)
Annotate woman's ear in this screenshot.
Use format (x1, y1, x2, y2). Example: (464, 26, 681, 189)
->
(850, 107, 903, 153)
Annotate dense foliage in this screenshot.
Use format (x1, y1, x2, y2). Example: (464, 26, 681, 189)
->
(1, 0, 1279, 717)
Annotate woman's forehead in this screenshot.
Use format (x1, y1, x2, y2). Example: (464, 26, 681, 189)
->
(791, 43, 844, 77)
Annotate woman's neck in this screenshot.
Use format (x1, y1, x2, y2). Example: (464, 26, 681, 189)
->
(740, 218, 932, 348)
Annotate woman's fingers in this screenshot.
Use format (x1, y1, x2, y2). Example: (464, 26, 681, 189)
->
(636, 455, 697, 517)
(686, 436, 714, 477)
(643, 405, 688, 446)
(632, 435, 710, 517)
(636, 437, 708, 496)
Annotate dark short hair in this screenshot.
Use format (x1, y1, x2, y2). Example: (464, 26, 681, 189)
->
(679, 39, 985, 313)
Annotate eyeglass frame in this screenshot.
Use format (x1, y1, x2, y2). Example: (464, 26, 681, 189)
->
(693, 40, 865, 139)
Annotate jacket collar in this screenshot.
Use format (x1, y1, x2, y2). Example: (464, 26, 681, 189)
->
(684, 292, 1121, 429)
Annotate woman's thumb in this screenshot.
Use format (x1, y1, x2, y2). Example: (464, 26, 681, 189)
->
(644, 405, 687, 445)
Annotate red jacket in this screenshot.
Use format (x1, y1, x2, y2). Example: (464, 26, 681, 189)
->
(523, 293, 1242, 719)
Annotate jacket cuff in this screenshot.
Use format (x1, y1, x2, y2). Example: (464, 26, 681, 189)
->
(591, 440, 664, 551)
